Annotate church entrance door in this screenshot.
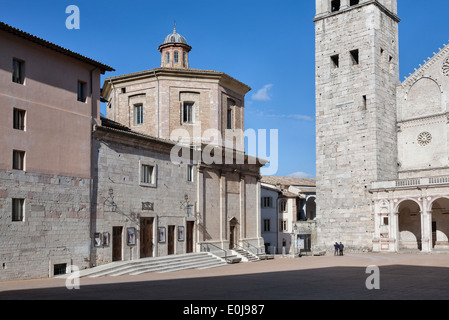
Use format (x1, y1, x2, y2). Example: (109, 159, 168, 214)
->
(229, 218, 238, 249)
(140, 218, 154, 258)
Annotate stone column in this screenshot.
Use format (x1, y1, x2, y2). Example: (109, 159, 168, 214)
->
(239, 173, 246, 241)
(421, 202, 432, 253)
(219, 170, 226, 244)
(197, 167, 204, 246)
(393, 210, 400, 252)
(372, 202, 381, 252)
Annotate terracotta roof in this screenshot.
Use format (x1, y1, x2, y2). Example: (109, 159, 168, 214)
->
(0, 21, 114, 73)
(98, 117, 176, 147)
(279, 191, 300, 198)
(98, 117, 267, 167)
(261, 176, 316, 187)
(104, 67, 251, 92)
(100, 117, 131, 132)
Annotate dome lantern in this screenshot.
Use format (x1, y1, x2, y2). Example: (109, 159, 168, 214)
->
(158, 27, 192, 69)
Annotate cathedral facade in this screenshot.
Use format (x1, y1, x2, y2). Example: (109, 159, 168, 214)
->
(315, 0, 449, 253)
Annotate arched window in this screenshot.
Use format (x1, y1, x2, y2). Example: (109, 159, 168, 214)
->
(165, 52, 170, 64)
(183, 52, 187, 67)
(174, 51, 179, 63)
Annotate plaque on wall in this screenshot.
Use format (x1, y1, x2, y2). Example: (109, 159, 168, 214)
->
(94, 233, 102, 247)
(127, 227, 136, 246)
(142, 202, 154, 211)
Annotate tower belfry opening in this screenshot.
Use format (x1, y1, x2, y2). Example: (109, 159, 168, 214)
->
(331, 0, 341, 12)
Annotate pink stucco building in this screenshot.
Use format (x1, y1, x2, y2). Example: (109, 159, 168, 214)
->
(0, 21, 113, 281)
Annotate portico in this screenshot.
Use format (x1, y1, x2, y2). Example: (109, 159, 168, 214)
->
(371, 177, 449, 253)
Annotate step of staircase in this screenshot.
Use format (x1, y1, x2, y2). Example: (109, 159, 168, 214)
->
(57, 253, 228, 278)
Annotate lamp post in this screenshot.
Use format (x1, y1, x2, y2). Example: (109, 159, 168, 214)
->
(180, 194, 193, 218)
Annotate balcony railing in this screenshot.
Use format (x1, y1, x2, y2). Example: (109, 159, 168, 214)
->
(371, 176, 449, 190)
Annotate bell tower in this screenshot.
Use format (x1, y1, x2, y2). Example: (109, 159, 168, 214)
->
(314, 0, 400, 251)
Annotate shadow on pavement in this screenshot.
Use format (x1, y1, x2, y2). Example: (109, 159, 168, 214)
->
(0, 265, 448, 300)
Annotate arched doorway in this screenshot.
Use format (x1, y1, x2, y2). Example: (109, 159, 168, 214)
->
(305, 196, 316, 221)
(430, 198, 449, 250)
(397, 200, 422, 251)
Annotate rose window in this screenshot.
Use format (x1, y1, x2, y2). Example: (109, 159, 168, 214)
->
(417, 132, 432, 146)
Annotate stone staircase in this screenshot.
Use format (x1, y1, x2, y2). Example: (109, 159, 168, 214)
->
(57, 252, 228, 278)
(233, 248, 260, 262)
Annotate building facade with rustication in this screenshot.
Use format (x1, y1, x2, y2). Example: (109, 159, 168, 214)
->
(315, 0, 449, 253)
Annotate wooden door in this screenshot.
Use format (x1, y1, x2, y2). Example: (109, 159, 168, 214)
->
(168, 225, 175, 255)
(140, 218, 154, 258)
(186, 221, 194, 253)
(112, 227, 123, 261)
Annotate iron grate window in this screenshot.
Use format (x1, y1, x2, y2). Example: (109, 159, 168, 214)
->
(53, 263, 67, 276)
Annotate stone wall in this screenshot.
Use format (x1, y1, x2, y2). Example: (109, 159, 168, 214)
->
(0, 171, 91, 281)
(92, 127, 196, 265)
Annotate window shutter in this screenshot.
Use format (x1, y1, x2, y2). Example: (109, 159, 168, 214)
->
(180, 101, 183, 124)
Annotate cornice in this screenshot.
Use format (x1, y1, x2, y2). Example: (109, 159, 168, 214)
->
(401, 42, 449, 88)
(313, 0, 400, 23)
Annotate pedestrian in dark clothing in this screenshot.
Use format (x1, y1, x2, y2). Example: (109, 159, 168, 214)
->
(339, 242, 344, 256)
(334, 242, 340, 256)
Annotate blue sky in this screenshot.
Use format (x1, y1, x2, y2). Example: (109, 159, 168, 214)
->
(1, 0, 448, 178)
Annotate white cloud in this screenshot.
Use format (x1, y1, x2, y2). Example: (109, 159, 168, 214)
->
(267, 113, 314, 122)
(287, 171, 315, 179)
(256, 111, 314, 122)
(252, 84, 273, 101)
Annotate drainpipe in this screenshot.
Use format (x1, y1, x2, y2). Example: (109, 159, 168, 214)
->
(153, 70, 160, 138)
(109, 79, 116, 122)
(89, 66, 98, 268)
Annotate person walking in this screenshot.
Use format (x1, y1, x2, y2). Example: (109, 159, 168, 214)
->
(339, 242, 344, 256)
(334, 242, 340, 256)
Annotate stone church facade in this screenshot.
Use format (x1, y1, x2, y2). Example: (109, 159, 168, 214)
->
(98, 28, 266, 265)
(315, 0, 449, 253)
